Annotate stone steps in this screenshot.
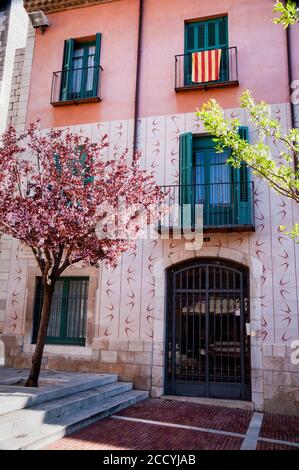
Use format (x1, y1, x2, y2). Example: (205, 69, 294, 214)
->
(0, 372, 118, 415)
(0, 373, 148, 450)
(0, 381, 133, 438)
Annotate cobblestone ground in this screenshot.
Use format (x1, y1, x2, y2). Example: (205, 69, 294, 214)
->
(45, 399, 299, 451)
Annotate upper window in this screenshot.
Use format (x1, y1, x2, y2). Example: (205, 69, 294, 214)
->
(175, 15, 240, 91)
(184, 17, 228, 85)
(51, 33, 102, 106)
(185, 16, 228, 53)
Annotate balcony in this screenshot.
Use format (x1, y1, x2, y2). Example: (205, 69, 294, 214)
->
(51, 65, 103, 106)
(158, 182, 255, 233)
(175, 47, 238, 92)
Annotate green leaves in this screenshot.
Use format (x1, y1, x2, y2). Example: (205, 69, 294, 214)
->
(285, 223, 299, 241)
(273, 1, 299, 28)
(198, 90, 299, 242)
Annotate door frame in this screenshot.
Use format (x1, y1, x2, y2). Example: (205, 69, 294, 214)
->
(164, 258, 251, 400)
(151, 247, 264, 408)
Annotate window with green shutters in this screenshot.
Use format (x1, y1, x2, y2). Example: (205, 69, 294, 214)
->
(179, 128, 253, 227)
(184, 16, 228, 85)
(32, 277, 89, 346)
(61, 34, 101, 102)
(54, 146, 94, 185)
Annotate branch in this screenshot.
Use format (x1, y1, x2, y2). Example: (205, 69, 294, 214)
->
(53, 245, 64, 273)
(30, 246, 45, 272)
(249, 162, 299, 201)
(53, 245, 74, 279)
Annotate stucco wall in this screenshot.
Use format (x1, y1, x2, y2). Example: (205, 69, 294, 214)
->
(26, 0, 290, 128)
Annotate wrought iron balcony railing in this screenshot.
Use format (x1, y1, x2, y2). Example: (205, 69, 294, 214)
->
(158, 182, 255, 233)
(175, 47, 238, 92)
(51, 65, 103, 106)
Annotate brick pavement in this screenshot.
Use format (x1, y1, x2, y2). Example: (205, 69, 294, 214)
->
(116, 399, 252, 434)
(45, 399, 299, 451)
(259, 413, 299, 444)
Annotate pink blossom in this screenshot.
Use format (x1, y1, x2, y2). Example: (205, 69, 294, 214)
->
(0, 122, 165, 279)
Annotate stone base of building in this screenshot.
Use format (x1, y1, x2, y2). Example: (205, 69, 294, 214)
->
(0, 335, 165, 397)
(262, 344, 299, 416)
(1, 334, 298, 416)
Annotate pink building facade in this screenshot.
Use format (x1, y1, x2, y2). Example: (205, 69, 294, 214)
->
(1, 0, 299, 415)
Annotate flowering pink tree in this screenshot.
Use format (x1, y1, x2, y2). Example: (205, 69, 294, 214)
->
(0, 123, 164, 387)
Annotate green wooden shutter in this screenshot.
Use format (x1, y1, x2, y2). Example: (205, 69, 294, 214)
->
(61, 38, 74, 101)
(92, 33, 102, 97)
(75, 145, 94, 185)
(184, 17, 228, 85)
(235, 126, 252, 225)
(81, 149, 94, 185)
(54, 154, 61, 174)
(238, 126, 249, 142)
(179, 133, 193, 227)
(54, 148, 94, 185)
(180, 132, 193, 199)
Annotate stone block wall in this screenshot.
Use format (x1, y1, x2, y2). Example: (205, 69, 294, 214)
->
(0, 235, 13, 333)
(263, 344, 299, 416)
(2, 335, 163, 394)
(7, 21, 35, 132)
(6, 47, 25, 127)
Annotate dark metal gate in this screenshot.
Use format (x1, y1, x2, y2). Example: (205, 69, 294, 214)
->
(165, 259, 251, 400)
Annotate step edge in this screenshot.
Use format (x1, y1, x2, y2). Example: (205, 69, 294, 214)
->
(0, 374, 119, 414)
(0, 391, 148, 450)
(0, 383, 134, 434)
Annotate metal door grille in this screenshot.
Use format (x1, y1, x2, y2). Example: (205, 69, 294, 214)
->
(165, 259, 251, 400)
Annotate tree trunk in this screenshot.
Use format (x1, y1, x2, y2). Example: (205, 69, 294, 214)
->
(25, 281, 55, 387)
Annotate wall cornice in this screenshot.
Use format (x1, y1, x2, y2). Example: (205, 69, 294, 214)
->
(24, 0, 119, 14)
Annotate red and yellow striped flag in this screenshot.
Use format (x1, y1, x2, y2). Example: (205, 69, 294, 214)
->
(192, 49, 222, 83)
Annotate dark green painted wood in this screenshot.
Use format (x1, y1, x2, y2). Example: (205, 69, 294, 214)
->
(179, 131, 253, 227)
(236, 126, 251, 225)
(77, 145, 94, 185)
(32, 277, 89, 346)
(92, 33, 102, 97)
(60, 278, 69, 339)
(54, 154, 61, 174)
(179, 132, 193, 208)
(61, 38, 74, 101)
(61, 35, 101, 101)
(193, 136, 233, 226)
(179, 132, 193, 227)
(184, 16, 228, 85)
(54, 147, 94, 185)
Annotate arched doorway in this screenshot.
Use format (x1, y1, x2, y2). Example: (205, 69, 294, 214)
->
(165, 258, 251, 400)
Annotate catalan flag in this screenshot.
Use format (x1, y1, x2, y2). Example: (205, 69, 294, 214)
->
(192, 49, 222, 83)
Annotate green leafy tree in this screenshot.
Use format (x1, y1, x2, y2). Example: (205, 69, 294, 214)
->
(198, 90, 299, 239)
(273, 1, 299, 27)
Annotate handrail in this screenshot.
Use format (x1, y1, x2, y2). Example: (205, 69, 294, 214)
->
(53, 64, 104, 75)
(175, 46, 237, 60)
